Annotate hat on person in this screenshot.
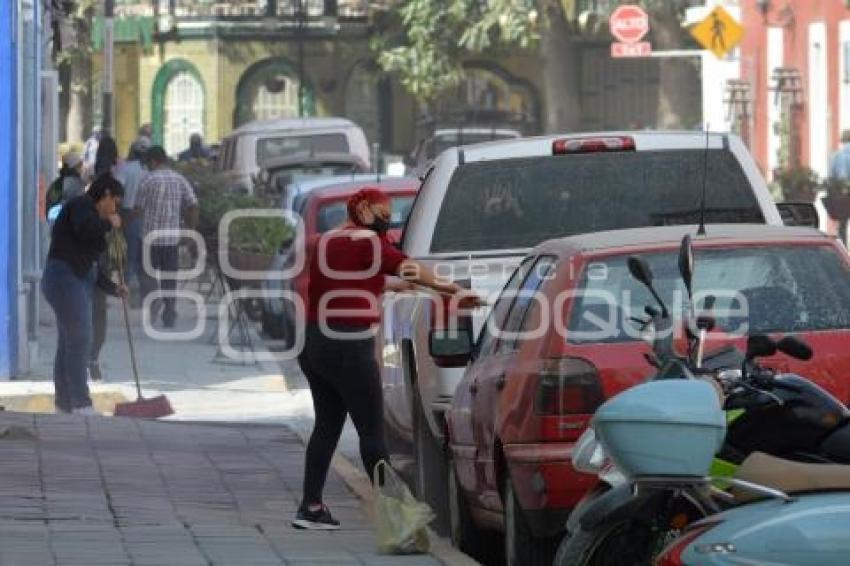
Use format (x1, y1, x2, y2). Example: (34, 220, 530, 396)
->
(62, 152, 82, 169)
(347, 187, 390, 226)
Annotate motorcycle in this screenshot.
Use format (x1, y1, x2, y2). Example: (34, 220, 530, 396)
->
(554, 235, 850, 565)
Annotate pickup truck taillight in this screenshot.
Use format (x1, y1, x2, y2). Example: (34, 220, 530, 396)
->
(535, 358, 605, 441)
(552, 136, 636, 155)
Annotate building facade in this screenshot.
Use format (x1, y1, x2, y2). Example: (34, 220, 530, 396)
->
(739, 0, 850, 180)
(0, 0, 48, 380)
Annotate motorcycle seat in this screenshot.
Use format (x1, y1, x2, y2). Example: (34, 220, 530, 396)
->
(733, 452, 850, 501)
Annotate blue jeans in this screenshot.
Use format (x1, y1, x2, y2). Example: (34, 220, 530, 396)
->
(42, 259, 95, 411)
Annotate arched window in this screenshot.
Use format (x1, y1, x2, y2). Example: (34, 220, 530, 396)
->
(251, 75, 300, 121)
(234, 58, 315, 127)
(162, 71, 204, 157)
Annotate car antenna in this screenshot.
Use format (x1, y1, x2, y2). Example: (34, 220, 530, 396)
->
(697, 126, 710, 236)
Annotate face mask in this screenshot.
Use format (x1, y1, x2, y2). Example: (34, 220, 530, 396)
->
(368, 215, 391, 234)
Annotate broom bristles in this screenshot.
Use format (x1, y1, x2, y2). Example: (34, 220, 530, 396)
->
(113, 395, 174, 419)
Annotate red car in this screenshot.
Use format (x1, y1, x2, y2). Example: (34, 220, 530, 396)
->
(261, 177, 419, 342)
(440, 224, 850, 565)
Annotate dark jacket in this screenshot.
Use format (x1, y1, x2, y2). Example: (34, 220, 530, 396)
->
(48, 195, 118, 296)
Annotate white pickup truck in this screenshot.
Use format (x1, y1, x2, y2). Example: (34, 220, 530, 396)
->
(379, 131, 792, 516)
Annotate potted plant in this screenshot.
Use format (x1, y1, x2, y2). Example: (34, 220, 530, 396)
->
(174, 163, 293, 273)
(822, 177, 850, 221)
(773, 166, 821, 203)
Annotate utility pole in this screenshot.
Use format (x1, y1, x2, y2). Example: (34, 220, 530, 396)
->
(102, 0, 114, 134)
(296, 0, 305, 117)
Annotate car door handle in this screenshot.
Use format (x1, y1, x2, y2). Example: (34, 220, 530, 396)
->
(470, 380, 479, 395)
(496, 375, 506, 390)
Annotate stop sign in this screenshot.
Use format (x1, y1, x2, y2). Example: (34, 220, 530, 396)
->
(610, 5, 650, 44)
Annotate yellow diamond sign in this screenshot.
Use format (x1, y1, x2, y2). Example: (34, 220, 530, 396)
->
(690, 6, 743, 59)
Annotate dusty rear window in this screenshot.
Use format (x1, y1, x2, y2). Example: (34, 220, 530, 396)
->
(430, 149, 764, 253)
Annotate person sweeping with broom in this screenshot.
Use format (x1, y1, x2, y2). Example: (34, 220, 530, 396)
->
(42, 174, 128, 415)
(292, 187, 485, 530)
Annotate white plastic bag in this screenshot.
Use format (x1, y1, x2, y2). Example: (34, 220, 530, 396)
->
(373, 460, 435, 555)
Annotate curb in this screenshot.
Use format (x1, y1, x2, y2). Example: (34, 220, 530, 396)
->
(0, 389, 130, 414)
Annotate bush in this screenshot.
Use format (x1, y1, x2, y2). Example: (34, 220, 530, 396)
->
(173, 162, 293, 255)
(773, 166, 821, 202)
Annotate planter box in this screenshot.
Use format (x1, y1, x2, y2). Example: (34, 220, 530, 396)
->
(823, 195, 850, 221)
(228, 249, 275, 274)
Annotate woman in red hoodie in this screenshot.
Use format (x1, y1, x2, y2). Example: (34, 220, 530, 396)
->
(292, 187, 483, 530)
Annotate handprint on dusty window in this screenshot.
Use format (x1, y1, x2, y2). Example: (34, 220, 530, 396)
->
(483, 182, 524, 219)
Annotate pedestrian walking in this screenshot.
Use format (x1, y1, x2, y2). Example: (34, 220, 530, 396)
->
(830, 130, 850, 182)
(292, 187, 484, 530)
(116, 137, 150, 304)
(134, 145, 199, 328)
(42, 175, 127, 415)
(89, 137, 123, 382)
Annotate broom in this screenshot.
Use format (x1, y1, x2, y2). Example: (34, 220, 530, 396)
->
(110, 231, 174, 419)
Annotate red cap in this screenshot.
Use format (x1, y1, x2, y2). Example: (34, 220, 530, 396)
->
(347, 187, 390, 227)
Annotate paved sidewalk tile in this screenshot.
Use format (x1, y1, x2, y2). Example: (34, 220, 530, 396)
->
(0, 412, 441, 566)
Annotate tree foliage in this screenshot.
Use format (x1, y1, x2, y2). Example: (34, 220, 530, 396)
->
(375, 0, 539, 102)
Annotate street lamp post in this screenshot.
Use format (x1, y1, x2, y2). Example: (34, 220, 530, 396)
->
(102, 0, 115, 134)
(296, 0, 305, 117)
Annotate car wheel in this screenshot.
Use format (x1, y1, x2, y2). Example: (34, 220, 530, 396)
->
(447, 451, 479, 553)
(504, 478, 558, 566)
(413, 390, 449, 534)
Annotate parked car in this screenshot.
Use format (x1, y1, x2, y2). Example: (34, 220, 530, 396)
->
(216, 117, 370, 193)
(406, 127, 522, 177)
(439, 224, 850, 565)
(261, 177, 419, 342)
(256, 152, 370, 200)
(379, 131, 787, 528)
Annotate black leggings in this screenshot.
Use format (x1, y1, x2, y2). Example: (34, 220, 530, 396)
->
(299, 324, 387, 505)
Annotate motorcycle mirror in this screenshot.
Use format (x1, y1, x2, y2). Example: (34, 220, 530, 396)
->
(628, 256, 654, 287)
(746, 335, 776, 361)
(776, 336, 813, 361)
(678, 235, 695, 299)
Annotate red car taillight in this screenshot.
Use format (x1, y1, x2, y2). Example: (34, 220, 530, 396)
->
(654, 522, 721, 566)
(535, 358, 604, 441)
(552, 136, 636, 155)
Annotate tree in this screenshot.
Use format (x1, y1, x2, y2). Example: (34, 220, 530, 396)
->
(374, 0, 582, 132)
(50, 0, 96, 144)
(375, 0, 701, 133)
(632, 0, 701, 129)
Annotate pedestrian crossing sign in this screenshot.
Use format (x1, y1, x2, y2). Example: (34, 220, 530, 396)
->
(690, 6, 743, 59)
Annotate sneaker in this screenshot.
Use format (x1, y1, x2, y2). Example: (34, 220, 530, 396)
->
(88, 362, 103, 382)
(71, 406, 99, 416)
(292, 503, 340, 531)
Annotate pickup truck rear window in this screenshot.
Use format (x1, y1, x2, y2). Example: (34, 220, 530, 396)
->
(430, 149, 764, 253)
(567, 245, 850, 344)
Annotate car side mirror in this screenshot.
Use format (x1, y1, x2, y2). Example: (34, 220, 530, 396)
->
(777, 202, 819, 228)
(429, 328, 474, 368)
(627, 256, 654, 287)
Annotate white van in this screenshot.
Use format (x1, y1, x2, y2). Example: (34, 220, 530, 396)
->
(216, 117, 370, 193)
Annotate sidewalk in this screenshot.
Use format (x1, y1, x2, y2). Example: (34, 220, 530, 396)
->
(0, 296, 472, 565)
(0, 411, 436, 566)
